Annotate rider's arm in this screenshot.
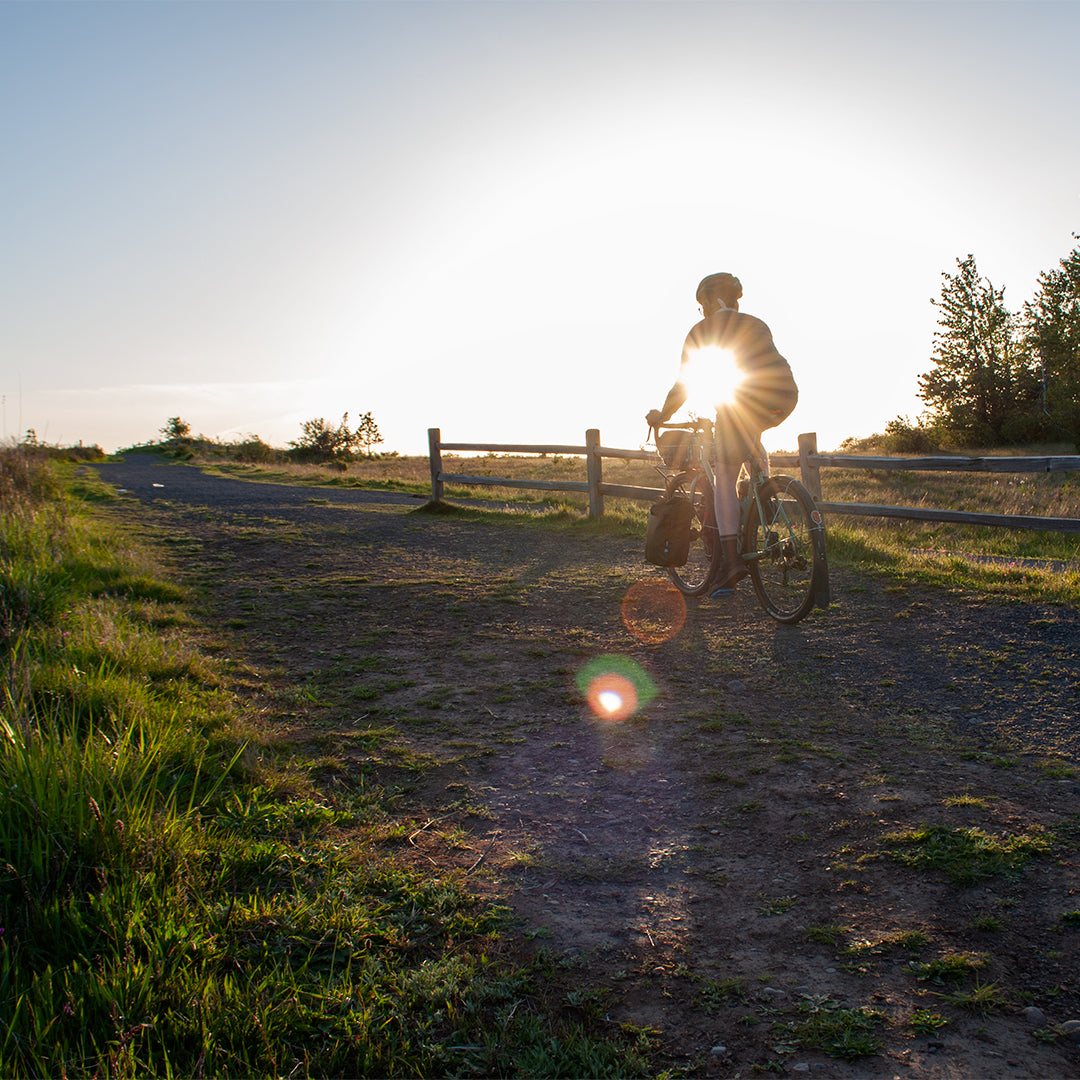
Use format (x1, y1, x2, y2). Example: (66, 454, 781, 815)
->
(656, 380, 687, 424)
(646, 381, 686, 428)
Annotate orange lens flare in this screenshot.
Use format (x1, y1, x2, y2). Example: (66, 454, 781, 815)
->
(585, 672, 638, 722)
(575, 655, 657, 723)
(621, 578, 687, 644)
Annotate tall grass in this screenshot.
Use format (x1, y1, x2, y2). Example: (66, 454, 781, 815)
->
(0, 446, 646, 1078)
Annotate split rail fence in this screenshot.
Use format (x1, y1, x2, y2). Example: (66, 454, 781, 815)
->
(427, 427, 1080, 535)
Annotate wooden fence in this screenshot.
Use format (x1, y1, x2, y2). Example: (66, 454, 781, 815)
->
(427, 427, 1080, 534)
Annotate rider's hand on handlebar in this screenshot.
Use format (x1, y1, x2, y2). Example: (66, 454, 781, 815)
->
(645, 409, 663, 429)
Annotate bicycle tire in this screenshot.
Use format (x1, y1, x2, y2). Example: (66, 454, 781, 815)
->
(667, 471, 721, 597)
(743, 475, 827, 624)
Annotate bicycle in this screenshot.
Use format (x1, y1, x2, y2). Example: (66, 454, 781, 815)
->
(650, 419, 829, 624)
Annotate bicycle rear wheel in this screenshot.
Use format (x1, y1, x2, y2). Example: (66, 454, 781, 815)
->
(667, 472, 720, 597)
(743, 476, 827, 624)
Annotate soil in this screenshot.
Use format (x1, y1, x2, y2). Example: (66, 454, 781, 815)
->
(93, 455, 1080, 1078)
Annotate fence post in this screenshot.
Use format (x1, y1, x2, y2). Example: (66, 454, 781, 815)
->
(586, 428, 604, 518)
(428, 427, 444, 503)
(798, 432, 822, 502)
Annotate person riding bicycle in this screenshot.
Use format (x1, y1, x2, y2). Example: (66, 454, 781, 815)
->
(646, 272, 799, 594)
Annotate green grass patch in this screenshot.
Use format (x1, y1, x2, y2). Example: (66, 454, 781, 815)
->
(772, 997, 886, 1061)
(878, 823, 1053, 885)
(906, 951, 990, 983)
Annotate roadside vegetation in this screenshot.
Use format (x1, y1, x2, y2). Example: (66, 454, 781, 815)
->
(0, 445, 648, 1078)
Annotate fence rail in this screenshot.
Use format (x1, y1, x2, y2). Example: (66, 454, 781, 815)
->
(427, 427, 1080, 534)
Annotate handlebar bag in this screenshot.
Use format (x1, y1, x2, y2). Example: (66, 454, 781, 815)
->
(645, 493, 693, 566)
(657, 429, 693, 469)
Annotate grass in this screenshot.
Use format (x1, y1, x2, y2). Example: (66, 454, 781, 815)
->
(772, 997, 886, 1061)
(878, 823, 1053, 885)
(0, 447, 648, 1078)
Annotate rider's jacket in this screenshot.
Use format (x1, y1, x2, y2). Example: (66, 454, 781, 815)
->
(680, 309, 798, 426)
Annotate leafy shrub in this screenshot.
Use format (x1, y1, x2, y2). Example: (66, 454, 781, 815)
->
(882, 416, 936, 454)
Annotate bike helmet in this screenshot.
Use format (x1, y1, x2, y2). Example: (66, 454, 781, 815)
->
(696, 272, 743, 310)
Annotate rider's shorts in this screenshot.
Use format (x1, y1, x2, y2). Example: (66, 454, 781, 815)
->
(714, 383, 799, 466)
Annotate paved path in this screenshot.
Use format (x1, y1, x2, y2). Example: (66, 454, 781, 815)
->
(90, 454, 429, 511)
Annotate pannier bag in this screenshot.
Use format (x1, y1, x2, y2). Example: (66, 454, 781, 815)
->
(645, 493, 693, 566)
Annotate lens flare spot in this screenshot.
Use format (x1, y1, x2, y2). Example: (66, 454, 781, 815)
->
(575, 655, 657, 723)
(622, 578, 687, 644)
(587, 673, 638, 721)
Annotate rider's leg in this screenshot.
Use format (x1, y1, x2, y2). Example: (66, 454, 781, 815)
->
(711, 465, 747, 591)
(711, 412, 750, 594)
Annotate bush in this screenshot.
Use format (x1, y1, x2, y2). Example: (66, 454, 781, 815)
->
(837, 417, 937, 455)
(231, 437, 283, 464)
(882, 417, 936, 454)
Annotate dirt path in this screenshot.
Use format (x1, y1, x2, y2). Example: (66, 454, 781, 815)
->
(94, 457, 1080, 1077)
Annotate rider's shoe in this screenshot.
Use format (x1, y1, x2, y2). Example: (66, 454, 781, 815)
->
(710, 536, 747, 598)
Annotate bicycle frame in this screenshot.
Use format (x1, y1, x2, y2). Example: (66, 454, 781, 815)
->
(653, 419, 770, 548)
(651, 419, 829, 621)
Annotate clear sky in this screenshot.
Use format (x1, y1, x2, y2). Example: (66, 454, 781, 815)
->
(3, 0, 1078, 456)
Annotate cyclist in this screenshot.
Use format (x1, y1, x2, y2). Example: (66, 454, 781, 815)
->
(646, 272, 799, 594)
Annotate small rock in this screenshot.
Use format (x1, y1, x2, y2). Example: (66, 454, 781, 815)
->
(1059, 1019, 1080, 1045)
(727, 679, 747, 693)
(1023, 1006, 1047, 1026)
(791, 1064, 810, 1074)
(760, 986, 785, 998)
(710, 1045, 727, 1056)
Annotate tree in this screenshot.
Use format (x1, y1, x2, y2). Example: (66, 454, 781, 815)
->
(160, 416, 191, 441)
(918, 255, 1028, 446)
(288, 411, 384, 461)
(289, 412, 358, 462)
(1023, 235, 1080, 447)
(353, 411, 383, 456)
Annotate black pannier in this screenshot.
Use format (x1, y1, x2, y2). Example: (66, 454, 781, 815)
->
(645, 493, 693, 566)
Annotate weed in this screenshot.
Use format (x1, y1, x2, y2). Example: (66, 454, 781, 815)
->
(909, 1009, 950, 1035)
(802, 923, 849, 946)
(907, 951, 990, 983)
(944, 793, 989, 808)
(694, 976, 751, 1012)
(941, 980, 1008, 1015)
(773, 996, 886, 1061)
(758, 895, 798, 916)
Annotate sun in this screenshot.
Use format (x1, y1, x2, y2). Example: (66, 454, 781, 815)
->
(682, 345, 741, 417)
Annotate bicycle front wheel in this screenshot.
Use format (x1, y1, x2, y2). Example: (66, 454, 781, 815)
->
(743, 476, 827, 624)
(667, 472, 720, 597)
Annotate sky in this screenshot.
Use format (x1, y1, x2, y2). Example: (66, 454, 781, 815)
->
(3, 0, 1079, 457)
